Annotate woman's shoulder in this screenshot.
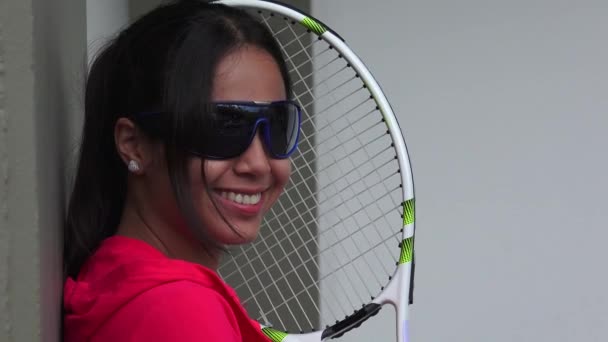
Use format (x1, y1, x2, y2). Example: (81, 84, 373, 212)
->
(135, 279, 237, 313)
(95, 280, 242, 341)
(129, 280, 240, 326)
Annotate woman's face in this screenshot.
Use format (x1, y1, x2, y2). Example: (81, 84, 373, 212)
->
(188, 46, 291, 245)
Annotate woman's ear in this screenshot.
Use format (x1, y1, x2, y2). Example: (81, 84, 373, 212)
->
(114, 117, 150, 175)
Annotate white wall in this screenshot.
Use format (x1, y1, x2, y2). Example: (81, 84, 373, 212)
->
(312, 0, 608, 341)
(86, 0, 130, 62)
(1, 0, 87, 341)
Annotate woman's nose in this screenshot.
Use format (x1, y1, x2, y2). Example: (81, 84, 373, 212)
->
(233, 131, 271, 176)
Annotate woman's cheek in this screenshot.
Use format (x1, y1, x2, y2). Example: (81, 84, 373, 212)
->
(269, 159, 291, 206)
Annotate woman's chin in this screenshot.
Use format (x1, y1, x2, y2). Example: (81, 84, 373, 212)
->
(216, 226, 261, 245)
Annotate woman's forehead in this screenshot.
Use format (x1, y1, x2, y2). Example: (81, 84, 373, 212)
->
(211, 46, 286, 102)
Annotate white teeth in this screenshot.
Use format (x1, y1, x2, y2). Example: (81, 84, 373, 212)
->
(220, 191, 261, 205)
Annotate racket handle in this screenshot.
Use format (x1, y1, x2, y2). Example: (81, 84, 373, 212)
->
(400, 320, 410, 342)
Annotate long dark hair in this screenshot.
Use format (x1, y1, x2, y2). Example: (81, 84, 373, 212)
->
(64, 0, 291, 278)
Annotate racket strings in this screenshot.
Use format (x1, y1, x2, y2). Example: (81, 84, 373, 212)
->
(229, 163, 400, 301)
(251, 125, 398, 265)
(231, 14, 332, 330)
(267, 188, 342, 320)
(231, 203, 401, 326)
(232, 184, 402, 297)
(229, 187, 402, 327)
(261, 14, 397, 256)
(236, 200, 402, 302)
(259, 15, 349, 328)
(239, 15, 371, 319)
(268, 179, 368, 321)
(300, 106, 377, 150)
(292, 56, 345, 92)
(231, 244, 295, 330)
(254, 17, 348, 329)
(293, 113, 386, 172)
(277, 120, 391, 205)
(242, 213, 319, 331)
(221, 149, 396, 284)
(218, 12, 403, 333)
(223, 158, 398, 283)
(238, 11, 400, 324)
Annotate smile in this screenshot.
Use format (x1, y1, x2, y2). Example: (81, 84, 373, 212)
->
(220, 191, 262, 205)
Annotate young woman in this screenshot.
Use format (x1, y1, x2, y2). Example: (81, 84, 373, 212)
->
(63, 1, 300, 341)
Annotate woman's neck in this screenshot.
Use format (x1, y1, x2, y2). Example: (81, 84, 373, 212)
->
(116, 191, 220, 270)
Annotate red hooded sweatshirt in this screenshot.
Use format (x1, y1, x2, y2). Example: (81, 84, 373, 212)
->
(64, 236, 271, 341)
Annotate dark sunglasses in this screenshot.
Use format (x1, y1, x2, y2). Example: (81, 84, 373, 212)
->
(130, 100, 301, 160)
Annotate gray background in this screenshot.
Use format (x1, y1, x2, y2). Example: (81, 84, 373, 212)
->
(1, 0, 607, 341)
(312, 0, 608, 341)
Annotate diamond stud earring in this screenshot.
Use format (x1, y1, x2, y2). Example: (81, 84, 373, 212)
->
(127, 160, 141, 173)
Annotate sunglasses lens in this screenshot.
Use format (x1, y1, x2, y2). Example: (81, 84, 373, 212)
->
(191, 101, 301, 159)
(200, 105, 256, 159)
(267, 102, 300, 158)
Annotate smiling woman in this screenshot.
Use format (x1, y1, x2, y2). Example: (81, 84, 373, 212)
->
(62, 1, 297, 341)
(179, 47, 293, 247)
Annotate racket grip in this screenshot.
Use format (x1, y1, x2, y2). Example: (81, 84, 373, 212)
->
(400, 320, 410, 342)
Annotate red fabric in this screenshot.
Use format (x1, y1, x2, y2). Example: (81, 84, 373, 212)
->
(64, 236, 270, 342)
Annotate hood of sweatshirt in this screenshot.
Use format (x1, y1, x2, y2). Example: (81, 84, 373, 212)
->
(63, 236, 264, 341)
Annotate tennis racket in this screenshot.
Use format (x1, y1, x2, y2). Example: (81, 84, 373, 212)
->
(216, 1, 416, 341)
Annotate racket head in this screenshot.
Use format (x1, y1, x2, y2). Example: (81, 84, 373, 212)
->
(215, 1, 416, 340)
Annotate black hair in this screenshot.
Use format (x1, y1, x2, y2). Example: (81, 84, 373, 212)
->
(64, 0, 291, 278)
